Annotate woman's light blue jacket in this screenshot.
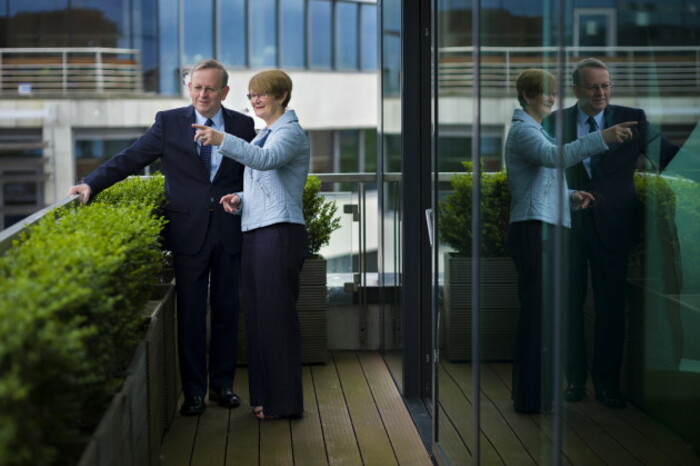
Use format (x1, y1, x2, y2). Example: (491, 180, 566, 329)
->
(505, 108, 608, 228)
(218, 109, 310, 232)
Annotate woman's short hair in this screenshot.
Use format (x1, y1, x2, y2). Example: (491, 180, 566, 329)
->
(249, 70, 293, 108)
(516, 69, 556, 108)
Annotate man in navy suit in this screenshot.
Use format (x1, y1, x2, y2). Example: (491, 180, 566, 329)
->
(68, 59, 256, 416)
(545, 58, 681, 408)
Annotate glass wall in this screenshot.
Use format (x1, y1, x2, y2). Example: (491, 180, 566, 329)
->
(430, 0, 700, 463)
(380, 0, 403, 389)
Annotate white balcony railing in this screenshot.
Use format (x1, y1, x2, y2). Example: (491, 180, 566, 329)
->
(438, 46, 700, 96)
(0, 47, 143, 96)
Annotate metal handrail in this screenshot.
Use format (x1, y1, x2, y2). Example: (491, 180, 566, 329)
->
(0, 194, 79, 256)
(0, 47, 143, 96)
(438, 45, 700, 96)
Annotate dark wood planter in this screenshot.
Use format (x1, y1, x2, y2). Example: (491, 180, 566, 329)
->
(78, 282, 178, 466)
(238, 257, 328, 364)
(443, 254, 518, 361)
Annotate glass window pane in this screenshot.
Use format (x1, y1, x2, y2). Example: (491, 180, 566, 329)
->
(360, 4, 378, 71)
(364, 128, 377, 172)
(250, 0, 277, 67)
(183, 0, 214, 64)
(280, 0, 305, 68)
(220, 0, 246, 66)
(335, 2, 358, 70)
(158, 0, 180, 94)
(339, 129, 360, 172)
(309, 0, 332, 69)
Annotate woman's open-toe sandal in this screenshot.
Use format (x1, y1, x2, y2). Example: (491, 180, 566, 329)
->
(252, 407, 264, 419)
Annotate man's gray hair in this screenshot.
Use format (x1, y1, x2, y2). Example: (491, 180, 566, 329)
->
(189, 59, 229, 87)
(572, 57, 608, 86)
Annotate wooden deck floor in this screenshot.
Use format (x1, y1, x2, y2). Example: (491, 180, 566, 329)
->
(160, 352, 433, 465)
(437, 360, 700, 465)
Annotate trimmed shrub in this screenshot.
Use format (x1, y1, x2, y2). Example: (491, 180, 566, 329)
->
(0, 175, 166, 465)
(437, 162, 511, 257)
(303, 175, 341, 258)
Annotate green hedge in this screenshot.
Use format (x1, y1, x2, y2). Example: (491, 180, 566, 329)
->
(438, 165, 700, 293)
(438, 162, 511, 257)
(0, 175, 166, 465)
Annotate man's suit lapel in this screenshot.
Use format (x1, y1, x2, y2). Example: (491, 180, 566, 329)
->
(181, 106, 200, 160)
(214, 107, 239, 182)
(564, 105, 592, 182)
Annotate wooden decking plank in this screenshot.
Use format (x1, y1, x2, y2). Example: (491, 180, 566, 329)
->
(291, 366, 328, 466)
(334, 352, 398, 465)
(614, 403, 700, 465)
(358, 352, 433, 465)
(446, 361, 537, 465)
(226, 370, 259, 466)
(160, 393, 198, 466)
(435, 404, 471, 462)
(312, 358, 364, 465)
(260, 419, 294, 465)
(480, 363, 557, 465)
(571, 399, 672, 465)
(190, 399, 230, 465)
(559, 399, 642, 465)
(437, 362, 502, 464)
(490, 362, 606, 466)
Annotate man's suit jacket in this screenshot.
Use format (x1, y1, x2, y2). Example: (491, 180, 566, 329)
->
(546, 104, 679, 252)
(84, 105, 256, 255)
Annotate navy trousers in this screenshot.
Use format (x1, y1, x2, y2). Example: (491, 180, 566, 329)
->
(174, 214, 241, 399)
(243, 222, 308, 417)
(507, 220, 559, 412)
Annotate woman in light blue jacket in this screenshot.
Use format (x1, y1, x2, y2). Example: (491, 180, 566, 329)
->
(506, 69, 636, 414)
(194, 69, 309, 420)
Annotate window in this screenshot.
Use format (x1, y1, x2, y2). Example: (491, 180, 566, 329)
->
(158, 0, 179, 94)
(360, 4, 378, 71)
(335, 2, 358, 70)
(280, 0, 306, 67)
(220, 0, 247, 66)
(183, 0, 214, 64)
(309, 0, 332, 69)
(250, 0, 277, 67)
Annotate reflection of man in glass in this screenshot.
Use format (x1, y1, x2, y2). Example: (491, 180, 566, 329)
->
(545, 58, 681, 409)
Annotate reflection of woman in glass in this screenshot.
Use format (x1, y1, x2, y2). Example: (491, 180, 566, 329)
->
(505, 69, 635, 413)
(193, 69, 309, 420)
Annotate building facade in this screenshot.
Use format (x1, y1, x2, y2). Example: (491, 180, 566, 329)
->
(0, 0, 378, 229)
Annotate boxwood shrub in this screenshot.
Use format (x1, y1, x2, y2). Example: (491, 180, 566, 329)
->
(0, 175, 166, 465)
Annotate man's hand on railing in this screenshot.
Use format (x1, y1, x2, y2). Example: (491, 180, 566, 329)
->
(67, 183, 92, 204)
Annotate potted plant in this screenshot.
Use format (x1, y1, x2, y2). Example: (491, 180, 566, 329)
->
(437, 162, 517, 361)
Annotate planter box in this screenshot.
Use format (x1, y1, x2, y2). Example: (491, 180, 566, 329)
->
(238, 258, 328, 364)
(79, 282, 178, 466)
(443, 255, 518, 361)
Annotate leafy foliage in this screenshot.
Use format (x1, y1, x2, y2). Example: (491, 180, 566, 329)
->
(437, 162, 511, 257)
(633, 173, 700, 293)
(303, 175, 341, 258)
(0, 176, 166, 465)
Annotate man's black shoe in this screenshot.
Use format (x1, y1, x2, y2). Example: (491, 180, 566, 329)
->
(180, 396, 205, 416)
(595, 389, 627, 408)
(563, 384, 585, 402)
(209, 387, 241, 408)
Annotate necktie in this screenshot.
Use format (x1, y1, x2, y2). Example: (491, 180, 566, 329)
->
(587, 116, 602, 177)
(199, 118, 214, 173)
